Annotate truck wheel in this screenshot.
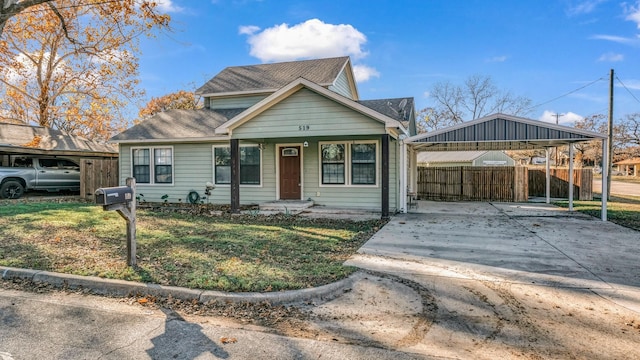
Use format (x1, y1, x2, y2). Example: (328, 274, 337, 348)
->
(0, 181, 25, 199)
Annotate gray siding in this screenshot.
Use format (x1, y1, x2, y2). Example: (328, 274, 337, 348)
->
(328, 70, 354, 99)
(208, 95, 268, 110)
(232, 89, 385, 139)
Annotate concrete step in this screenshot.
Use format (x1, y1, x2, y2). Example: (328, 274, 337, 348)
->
(259, 200, 314, 212)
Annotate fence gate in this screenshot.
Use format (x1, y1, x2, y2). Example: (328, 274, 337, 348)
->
(80, 158, 119, 200)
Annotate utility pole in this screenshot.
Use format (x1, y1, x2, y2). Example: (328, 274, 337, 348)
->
(551, 113, 564, 168)
(607, 69, 614, 201)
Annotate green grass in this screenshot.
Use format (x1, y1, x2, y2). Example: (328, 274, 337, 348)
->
(0, 201, 384, 292)
(555, 194, 640, 231)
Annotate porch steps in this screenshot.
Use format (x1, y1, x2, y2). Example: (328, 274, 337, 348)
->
(259, 200, 314, 213)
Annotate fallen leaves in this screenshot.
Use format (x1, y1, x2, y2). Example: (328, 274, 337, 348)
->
(220, 337, 237, 344)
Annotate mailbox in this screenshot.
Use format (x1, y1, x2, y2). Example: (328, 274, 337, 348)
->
(95, 186, 133, 205)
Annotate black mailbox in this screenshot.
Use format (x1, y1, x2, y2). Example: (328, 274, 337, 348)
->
(95, 186, 133, 205)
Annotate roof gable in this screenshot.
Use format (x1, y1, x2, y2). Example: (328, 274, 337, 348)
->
(196, 57, 353, 96)
(215, 77, 405, 135)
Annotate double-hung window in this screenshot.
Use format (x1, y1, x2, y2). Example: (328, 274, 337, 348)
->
(132, 147, 173, 184)
(320, 141, 378, 186)
(214, 145, 261, 185)
(321, 144, 345, 184)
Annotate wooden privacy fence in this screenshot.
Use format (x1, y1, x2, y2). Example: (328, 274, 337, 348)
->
(80, 158, 119, 200)
(417, 166, 528, 202)
(528, 168, 593, 200)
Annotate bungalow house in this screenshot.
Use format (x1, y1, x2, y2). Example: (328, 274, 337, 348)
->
(110, 57, 416, 217)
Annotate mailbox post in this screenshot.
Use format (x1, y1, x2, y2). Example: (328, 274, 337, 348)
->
(95, 177, 137, 267)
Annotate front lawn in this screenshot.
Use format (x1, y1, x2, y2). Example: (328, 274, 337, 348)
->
(555, 194, 640, 231)
(0, 201, 384, 292)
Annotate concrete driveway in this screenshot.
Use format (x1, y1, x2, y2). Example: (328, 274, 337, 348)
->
(342, 201, 640, 358)
(352, 201, 640, 309)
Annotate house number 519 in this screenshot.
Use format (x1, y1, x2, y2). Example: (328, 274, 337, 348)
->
(299, 125, 310, 131)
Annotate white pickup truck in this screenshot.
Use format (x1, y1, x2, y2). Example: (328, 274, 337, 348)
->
(0, 157, 80, 199)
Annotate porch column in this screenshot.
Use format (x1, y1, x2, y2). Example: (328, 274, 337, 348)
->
(230, 138, 240, 214)
(381, 134, 390, 219)
(568, 143, 574, 211)
(545, 148, 551, 204)
(601, 139, 608, 221)
(400, 138, 407, 213)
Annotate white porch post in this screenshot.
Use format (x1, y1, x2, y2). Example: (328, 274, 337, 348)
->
(568, 143, 574, 211)
(601, 139, 608, 221)
(545, 148, 551, 204)
(412, 149, 418, 194)
(400, 139, 408, 213)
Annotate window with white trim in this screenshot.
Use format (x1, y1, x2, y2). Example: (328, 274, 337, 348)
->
(320, 141, 378, 186)
(132, 147, 173, 184)
(213, 145, 261, 185)
(321, 144, 345, 184)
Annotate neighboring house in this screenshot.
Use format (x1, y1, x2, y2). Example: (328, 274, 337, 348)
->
(417, 151, 515, 167)
(614, 157, 640, 177)
(0, 122, 117, 166)
(110, 57, 416, 216)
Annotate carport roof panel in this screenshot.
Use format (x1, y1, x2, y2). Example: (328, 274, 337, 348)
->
(406, 113, 606, 151)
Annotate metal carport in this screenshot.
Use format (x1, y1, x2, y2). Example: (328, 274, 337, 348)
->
(399, 113, 609, 221)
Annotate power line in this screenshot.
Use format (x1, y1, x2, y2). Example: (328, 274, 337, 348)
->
(525, 75, 607, 111)
(615, 75, 640, 105)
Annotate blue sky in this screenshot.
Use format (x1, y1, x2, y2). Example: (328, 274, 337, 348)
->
(139, 0, 640, 126)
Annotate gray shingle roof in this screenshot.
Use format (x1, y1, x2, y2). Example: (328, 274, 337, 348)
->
(358, 97, 414, 122)
(196, 57, 350, 95)
(0, 122, 116, 155)
(110, 109, 245, 142)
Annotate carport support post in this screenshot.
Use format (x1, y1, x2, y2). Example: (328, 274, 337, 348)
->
(125, 177, 136, 267)
(545, 148, 551, 204)
(568, 143, 574, 211)
(601, 139, 608, 221)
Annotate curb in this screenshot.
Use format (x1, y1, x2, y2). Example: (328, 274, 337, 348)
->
(1, 266, 363, 305)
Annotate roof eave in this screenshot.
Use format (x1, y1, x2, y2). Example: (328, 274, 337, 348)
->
(110, 136, 230, 144)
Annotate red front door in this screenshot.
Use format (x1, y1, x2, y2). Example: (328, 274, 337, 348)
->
(279, 146, 301, 200)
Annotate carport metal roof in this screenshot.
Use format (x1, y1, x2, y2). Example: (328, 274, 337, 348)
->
(402, 113, 609, 221)
(406, 113, 606, 151)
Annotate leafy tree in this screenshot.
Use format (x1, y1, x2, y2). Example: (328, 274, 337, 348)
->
(417, 74, 532, 133)
(621, 113, 640, 148)
(0, 0, 170, 140)
(138, 90, 203, 119)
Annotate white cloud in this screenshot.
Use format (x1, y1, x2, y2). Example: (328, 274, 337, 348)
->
(154, 0, 183, 13)
(539, 110, 583, 125)
(624, 1, 640, 29)
(597, 52, 624, 62)
(238, 25, 260, 35)
(567, 0, 606, 16)
(240, 18, 379, 82)
(241, 18, 369, 62)
(352, 64, 380, 82)
(590, 34, 640, 46)
(617, 79, 640, 90)
(486, 56, 507, 63)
